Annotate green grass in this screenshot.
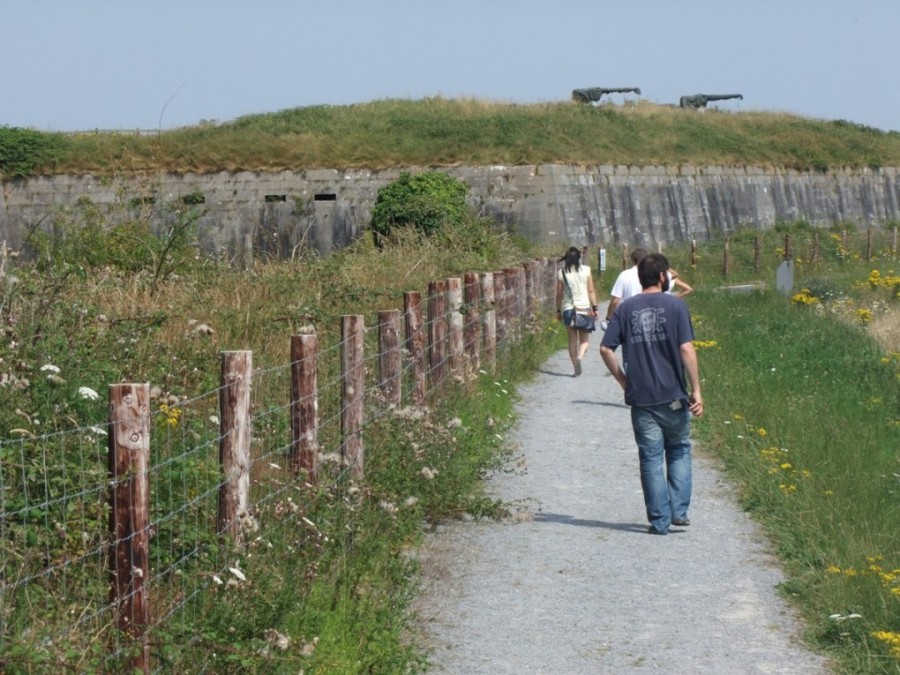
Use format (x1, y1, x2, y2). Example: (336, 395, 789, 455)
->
(685, 240, 899, 672)
(3, 97, 900, 178)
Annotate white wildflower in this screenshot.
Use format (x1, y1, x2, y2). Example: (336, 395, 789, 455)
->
(264, 629, 291, 651)
(78, 386, 100, 401)
(40, 364, 60, 374)
(88, 425, 107, 437)
(229, 566, 247, 582)
(212, 574, 223, 585)
(209, 415, 219, 425)
(420, 467, 438, 480)
(404, 496, 419, 507)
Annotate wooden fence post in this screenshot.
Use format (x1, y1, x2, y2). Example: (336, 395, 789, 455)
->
(378, 309, 402, 406)
(108, 382, 151, 674)
(463, 272, 481, 379)
(503, 267, 519, 343)
(404, 291, 427, 406)
(754, 236, 761, 273)
(524, 261, 536, 324)
(290, 333, 318, 483)
(866, 227, 873, 262)
(341, 315, 365, 478)
(690, 239, 697, 268)
(427, 280, 448, 394)
(784, 234, 793, 261)
(492, 270, 507, 351)
(722, 238, 730, 279)
(446, 278, 464, 381)
(218, 351, 252, 544)
(811, 231, 820, 264)
(893, 226, 898, 259)
(481, 272, 497, 373)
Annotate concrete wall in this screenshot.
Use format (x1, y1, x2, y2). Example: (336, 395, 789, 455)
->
(1, 165, 898, 257)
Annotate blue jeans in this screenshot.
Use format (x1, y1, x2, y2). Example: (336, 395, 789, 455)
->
(631, 403, 692, 533)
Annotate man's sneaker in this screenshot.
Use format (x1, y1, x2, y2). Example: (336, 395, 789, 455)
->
(672, 518, 690, 526)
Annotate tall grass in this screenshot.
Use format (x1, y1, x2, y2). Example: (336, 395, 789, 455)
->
(682, 230, 900, 672)
(5, 98, 900, 177)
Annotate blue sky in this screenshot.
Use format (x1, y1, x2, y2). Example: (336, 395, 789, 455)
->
(2, 1, 898, 133)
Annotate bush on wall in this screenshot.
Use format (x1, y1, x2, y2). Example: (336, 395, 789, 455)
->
(369, 171, 468, 245)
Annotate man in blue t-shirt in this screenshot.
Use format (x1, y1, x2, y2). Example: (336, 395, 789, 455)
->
(599, 253, 704, 535)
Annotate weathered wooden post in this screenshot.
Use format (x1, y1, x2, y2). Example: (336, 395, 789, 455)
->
(404, 291, 427, 406)
(690, 239, 697, 268)
(446, 278, 464, 381)
(108, 382, 151, 674)
(892, 226, 898, 259)
(722, 238, 731, 279)
(811, 231, 820, 264)
(341, 315, 365, 478)
(784, 234, 793, 261)
(218, 351, 252, 544)
(754, 236, 761, 274)
(290, 333, 318, 483)
(463, 272, 481, 379)
(493, 270, 507, 348)
(524, 261, 536, 324)
(377, 309, 402, 406)
(481, 272, 497, 374)
(427, 280, 448, 394)
(866, 227, 873, 262)
(503, 267, 520, 342)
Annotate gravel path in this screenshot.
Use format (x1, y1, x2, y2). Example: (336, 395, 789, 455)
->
(414, 334, 832, 673)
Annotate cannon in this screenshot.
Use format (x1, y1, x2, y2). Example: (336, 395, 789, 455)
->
(572, 87, 642, 104)
(679, 94, 743, 110)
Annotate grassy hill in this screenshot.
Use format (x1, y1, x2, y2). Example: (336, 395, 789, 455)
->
(3, 97, 900, 179)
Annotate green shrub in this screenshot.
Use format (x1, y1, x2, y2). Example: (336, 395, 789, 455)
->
(369, 171, 468, 245)
(0, 127, 69, 178)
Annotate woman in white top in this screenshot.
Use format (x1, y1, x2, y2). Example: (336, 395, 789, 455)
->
(555, 246, 599, 376)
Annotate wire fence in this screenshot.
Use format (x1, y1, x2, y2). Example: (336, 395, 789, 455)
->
(0, 258, 557, 672)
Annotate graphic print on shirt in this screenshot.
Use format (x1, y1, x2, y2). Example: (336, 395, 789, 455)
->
(630, 307, 667, 343)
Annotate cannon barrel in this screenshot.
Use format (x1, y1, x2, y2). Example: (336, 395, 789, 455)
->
(679, 93, 743, 109)
(572, 87, 641, 103)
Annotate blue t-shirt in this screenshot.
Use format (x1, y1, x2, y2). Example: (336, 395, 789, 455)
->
(600, 292, 695, 407)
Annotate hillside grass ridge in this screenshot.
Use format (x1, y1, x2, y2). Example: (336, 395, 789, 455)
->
(3, 97, 900, 179)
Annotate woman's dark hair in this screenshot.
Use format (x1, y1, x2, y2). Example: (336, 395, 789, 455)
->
(560, 246, 581, 273)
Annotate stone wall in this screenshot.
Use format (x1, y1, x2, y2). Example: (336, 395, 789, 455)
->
(1, 165, 898, 257)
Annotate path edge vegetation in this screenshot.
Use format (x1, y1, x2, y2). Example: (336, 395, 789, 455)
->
(0, 99, 898, 671)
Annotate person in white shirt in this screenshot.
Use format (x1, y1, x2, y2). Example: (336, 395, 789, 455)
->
(604, 247, 648, 324)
